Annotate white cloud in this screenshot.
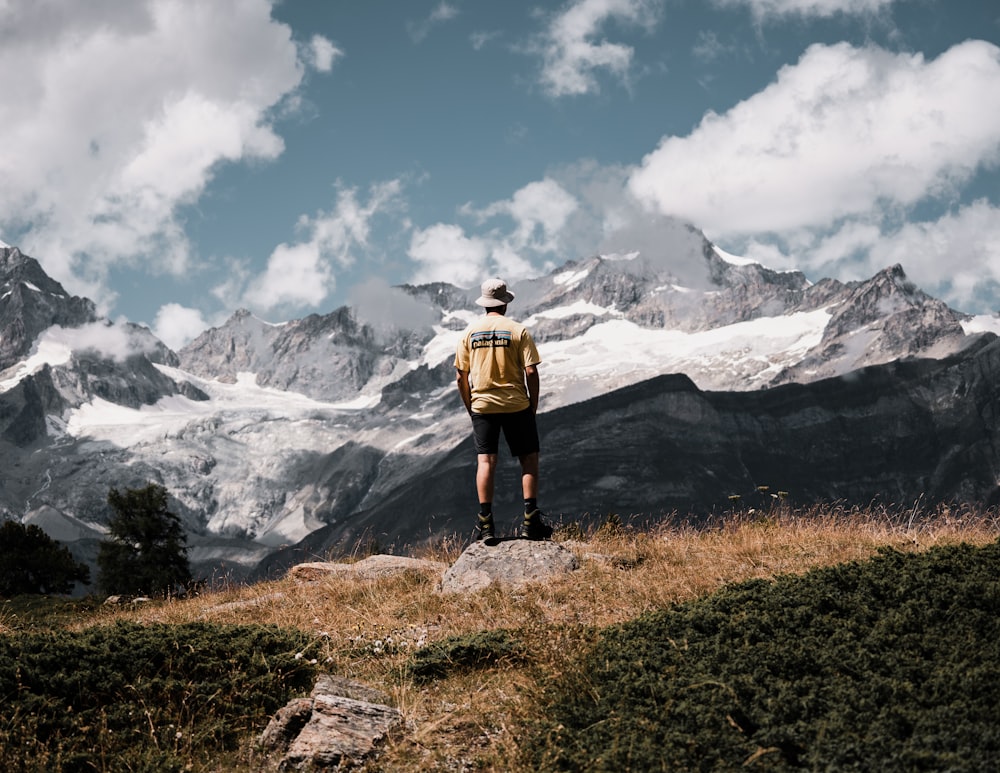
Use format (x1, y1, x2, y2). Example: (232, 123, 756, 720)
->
(153, 303, 211, 350)
(733, 201, 1000, 313)
(242, 242, 335, 312)
(307, 35, 342, 72)
(408, 224, 490, 286)
(470, 178, 579, 252)
(0, 0, 330, 309)
(412, 165, 713, 290)
(234, 179, 405, 314)
(49, 321, 159, 363)
(629, 40, 1000, 237)
(865, 201, 1000, 312)
(407, 178, 578, 288)
(713, 0, 897, 19)
(536, 0, 664, 97)
(408, 2, 460, 43)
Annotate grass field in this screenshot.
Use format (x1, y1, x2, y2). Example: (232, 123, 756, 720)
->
(2, 502, 998, 771)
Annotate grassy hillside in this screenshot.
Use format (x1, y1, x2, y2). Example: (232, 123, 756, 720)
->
(1, 503, 998, 771)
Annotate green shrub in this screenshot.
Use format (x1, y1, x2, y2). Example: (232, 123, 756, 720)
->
(404, 629, 524, 684)
(529, 541, 1000, 771)
(0, 621, 318, 771)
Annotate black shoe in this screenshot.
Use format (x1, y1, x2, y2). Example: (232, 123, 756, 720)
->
(476, 514, 497, 544)
(520, 509, 552, 540)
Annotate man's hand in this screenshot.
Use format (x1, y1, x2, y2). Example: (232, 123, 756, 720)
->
(525, 364, 539, 414)
(455, 368, 474, 416)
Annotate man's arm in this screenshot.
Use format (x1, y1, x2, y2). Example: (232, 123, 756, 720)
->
(525, 364, 539, 414)
(456, 368, 473, 416)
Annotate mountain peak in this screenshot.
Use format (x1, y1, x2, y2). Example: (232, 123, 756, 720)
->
(0, 246, 98, 371)
(1, 245, 71, 297)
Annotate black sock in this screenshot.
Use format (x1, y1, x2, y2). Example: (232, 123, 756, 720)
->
(524, 498, 537, 515)
(479, 503, 493, 518)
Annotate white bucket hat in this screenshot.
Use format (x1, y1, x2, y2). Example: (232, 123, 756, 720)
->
(475, 277, 515, 307)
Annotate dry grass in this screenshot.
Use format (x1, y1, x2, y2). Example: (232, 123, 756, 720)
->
(84, 503, 1000, 771)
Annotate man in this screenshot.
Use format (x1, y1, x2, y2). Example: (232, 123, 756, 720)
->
(455, 277, 552, 544)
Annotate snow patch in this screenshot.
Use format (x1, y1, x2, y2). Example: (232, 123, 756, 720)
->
(0, 332, 74, 393)
(552, 267, 591, 287)
(713, 245, 757, 267)
(526, 300, 622, 322)
(539, 307, 833, 406)
(422, 325, 464, 367)
(63, 366, 379, 446)
(962, 315, 1000, 337)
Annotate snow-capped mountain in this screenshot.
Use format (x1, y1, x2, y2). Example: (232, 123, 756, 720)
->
(1, 231, 998, 587)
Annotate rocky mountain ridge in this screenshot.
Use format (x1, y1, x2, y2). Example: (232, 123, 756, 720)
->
(0, 233, 997, 588)
(0, 248, 97, 370)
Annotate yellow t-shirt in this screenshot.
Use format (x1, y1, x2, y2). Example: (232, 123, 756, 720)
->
(455, 315, 541, 414)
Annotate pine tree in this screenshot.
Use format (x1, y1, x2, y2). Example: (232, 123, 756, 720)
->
(0, 520, 91, 596)
(97, 484, 191, 597)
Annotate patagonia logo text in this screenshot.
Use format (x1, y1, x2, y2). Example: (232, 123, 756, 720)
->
(471, 330, 513, 349)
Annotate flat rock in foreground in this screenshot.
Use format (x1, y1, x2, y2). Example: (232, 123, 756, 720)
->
(439, 539, 579, 594)
(260, 674, 401, 771)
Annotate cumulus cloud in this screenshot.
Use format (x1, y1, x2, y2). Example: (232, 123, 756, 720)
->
(860, 201, 1000, 312)
(0, 0, 329, 309)
(153, 303, 212, 351)
(241, 242, 335, 312)
(535, 0, 664, 97)
(408, 223, 491, 286)
(735, 201, 1000, 314)
(233, 179, 405, 314)
(40, 321, 160, 364)
(468, 178, 579, 252)
(629, 41, 1000, 237)
(407, 178, 581, 288)
(409, 163, 718, 290)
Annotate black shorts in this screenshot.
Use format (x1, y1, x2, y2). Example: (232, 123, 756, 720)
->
(471, 409, 540, 457)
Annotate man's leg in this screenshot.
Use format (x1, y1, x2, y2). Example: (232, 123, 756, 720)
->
(477, 453, 498, 503)
(519, 451, 539, 501)
(518, 451, 551, 540)
(475, 453, 499, 542)
(471, 414, 502, 543)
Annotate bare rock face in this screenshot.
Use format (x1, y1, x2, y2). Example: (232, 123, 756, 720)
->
(438, 539, 579, 594)
(260, 674, 402, 771)
(178, 306, 435, 402)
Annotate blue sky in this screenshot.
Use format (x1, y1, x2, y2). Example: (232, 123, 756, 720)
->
(0, 0, 998, 349)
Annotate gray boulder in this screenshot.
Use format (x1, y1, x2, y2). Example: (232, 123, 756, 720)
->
(438, 539, 579, 594)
